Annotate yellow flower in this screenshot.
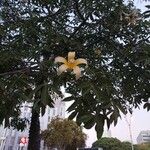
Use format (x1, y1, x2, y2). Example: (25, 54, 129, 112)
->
(54, 52, 87, 80)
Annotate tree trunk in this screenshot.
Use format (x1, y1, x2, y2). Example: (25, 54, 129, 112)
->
(28, 52, 49, 150)
(28, 108, 40, 150)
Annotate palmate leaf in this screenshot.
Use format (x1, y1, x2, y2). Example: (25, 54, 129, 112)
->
(28, 81, 56, 108)
(113, 100, 127, 115)
(79, 80, 100, 101)
(109, 108, 120, 126)
(68, 111, 78, 120)
(73, 111, 96, 129)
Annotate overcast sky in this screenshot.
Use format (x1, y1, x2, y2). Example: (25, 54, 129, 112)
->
(84, 108, 150, 147)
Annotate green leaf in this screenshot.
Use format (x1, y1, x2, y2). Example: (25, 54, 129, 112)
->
(91, 84, 101, 100)
(41, 83, 48, 106)
(80, 115, 92, 122)
(84, 118, 95, 129)
(106, 118, 111, 129)
(50, 86, 62, 97)
(143, 103, 150, 111)
(67, 101, 77, 112)
(95, 115, 104, 139)
(63, 96, 74, 102)
(109, 110, 119, 126)
(28, 83, 46, 100)
(68, 111, 78, 120)
(82, 87, 92, 97)
(116, 102, 127, 115)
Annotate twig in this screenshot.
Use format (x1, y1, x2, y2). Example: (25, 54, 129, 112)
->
(0, 66, 38, 76)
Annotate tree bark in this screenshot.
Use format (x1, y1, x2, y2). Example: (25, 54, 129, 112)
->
(28, 108, 40, 150)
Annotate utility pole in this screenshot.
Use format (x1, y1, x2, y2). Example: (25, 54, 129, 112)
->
(125, 114, 134, 150)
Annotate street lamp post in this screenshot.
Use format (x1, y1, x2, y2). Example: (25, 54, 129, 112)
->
(125, 114, 134, 150)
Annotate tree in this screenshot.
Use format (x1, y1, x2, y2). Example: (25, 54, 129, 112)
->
(92, 137, 123, 150)
(41, 118, 87, 150)
(0, 0, 149, 150)
(122, 141, 135, 150)
(136, 142, 150, 150)
(92, 138, 139, 150)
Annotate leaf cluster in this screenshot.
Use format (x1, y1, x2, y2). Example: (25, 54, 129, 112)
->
(92, 138, 139, 150)
(0, 0, 149, 137)
(41, 117, 86, 150)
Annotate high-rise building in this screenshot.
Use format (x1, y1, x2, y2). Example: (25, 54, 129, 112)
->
(40, 95, 65, 131)
(137, 130, 150, 144)
(0, 95, 65, 150)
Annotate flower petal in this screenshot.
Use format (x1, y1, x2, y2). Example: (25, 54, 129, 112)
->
(68, 52, 75, 61)
(55, 56, 67, 64)
(57, 64, 68, 75)
(75, 58, 88, 67)
(73, 66, 81, 80)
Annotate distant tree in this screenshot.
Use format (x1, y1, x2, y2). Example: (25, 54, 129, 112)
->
(121, 141, 139, 150)
(136, 142, 150, 150)
(41, 118, 87, 150)
(92, 138, 140, 150)
(121, 141, 132, 150)
(92, 137, 123, 150)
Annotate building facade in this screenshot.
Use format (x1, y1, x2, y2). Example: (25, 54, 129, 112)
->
(137, 130, 150, 144)
(0, 96, 65, 150)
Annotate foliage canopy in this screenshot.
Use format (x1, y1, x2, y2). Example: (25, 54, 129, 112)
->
(41, 118, 87, 150)
(0, 0, 150, 141)
(92, 138, 139, 150)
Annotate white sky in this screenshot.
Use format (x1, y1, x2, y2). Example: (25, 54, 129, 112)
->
(84, 108, 150, 147)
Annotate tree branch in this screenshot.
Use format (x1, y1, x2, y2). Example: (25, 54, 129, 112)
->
(0, 66, 38, 76)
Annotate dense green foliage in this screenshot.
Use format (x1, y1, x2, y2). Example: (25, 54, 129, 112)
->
(136, 142, 150, 150)
(41, 118, 86, 150)
(92, 138, 139, 150)
(92, 137, 123, 150)
(121, 141, 134, 150)
(0, 0, 149, 149)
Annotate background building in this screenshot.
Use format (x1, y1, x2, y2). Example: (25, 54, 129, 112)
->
(137, 130, 150, 144)
(40, 95, 65, 131)
(0, 95, 65, 150)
